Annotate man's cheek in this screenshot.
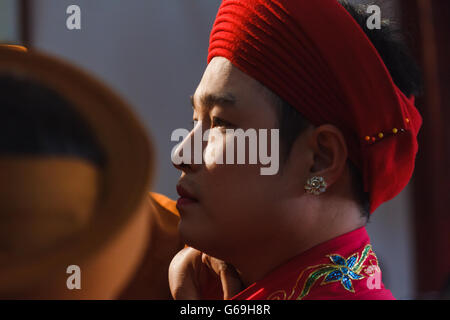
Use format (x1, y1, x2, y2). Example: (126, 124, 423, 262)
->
(203, 129, 225, 169)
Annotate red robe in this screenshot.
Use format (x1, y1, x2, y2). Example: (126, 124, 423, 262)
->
(231, 227, 394, 300)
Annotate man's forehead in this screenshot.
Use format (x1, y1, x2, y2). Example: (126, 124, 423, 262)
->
(191, 91, 237, 111)
(195, 57, 266, 102)
(207, 57, 235, 75)
(199, 57, 241, 90)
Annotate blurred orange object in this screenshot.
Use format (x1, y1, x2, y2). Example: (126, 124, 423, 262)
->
(0, 44, 28, 52)
(0, 47, 155, 299)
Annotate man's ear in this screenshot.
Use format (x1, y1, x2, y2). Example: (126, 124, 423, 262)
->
(307, 124, 348, 187)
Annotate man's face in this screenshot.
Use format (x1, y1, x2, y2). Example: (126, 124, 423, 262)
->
(173, 57, 309, 260)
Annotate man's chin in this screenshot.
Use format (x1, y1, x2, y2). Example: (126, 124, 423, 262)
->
(178, 220, 216, 254)
(178, 219, 203, 246)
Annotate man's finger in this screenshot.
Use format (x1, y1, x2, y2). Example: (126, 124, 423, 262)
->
(169, 247, 202, 299)
(202, 254, 244, 300)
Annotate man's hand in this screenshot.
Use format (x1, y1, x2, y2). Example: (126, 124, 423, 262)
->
(169, 247, 244, 300)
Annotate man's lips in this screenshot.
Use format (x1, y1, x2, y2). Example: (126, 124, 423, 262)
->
(176, 185, 199, 208)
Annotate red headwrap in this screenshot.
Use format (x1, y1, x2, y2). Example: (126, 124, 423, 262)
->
(207, 0, 422, 213)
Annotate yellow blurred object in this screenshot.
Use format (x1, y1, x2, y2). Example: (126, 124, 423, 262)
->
(0, 157, 100, 258)
(0, 44, 28, 52)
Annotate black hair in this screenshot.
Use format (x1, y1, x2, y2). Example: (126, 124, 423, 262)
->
(0, 73, 106, 167)
(275, 1, 422, 220)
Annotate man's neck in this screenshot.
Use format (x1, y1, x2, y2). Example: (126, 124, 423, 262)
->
(233, 205, 367, 288)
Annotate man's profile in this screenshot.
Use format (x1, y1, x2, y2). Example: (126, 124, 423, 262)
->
(169, 0, 422, 300)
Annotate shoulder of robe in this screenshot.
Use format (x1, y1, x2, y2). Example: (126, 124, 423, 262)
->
(149, 192, 180, 217)
(148, 192, 180, 235)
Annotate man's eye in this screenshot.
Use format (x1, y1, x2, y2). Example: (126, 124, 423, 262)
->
(212, 117, 233, 128)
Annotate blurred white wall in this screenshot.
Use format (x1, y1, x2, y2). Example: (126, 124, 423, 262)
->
(0, 0, 19, 42)
(29, 0, 416, 299)
(366, 185, 416, 299)
(29, 0, 221, 199)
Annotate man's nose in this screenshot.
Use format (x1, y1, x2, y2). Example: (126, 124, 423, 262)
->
(172, 122, 204, 173)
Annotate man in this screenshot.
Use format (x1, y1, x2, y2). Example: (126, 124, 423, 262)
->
(169, 0, 422, 300)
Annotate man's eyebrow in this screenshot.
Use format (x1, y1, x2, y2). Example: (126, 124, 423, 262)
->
(190, 93, 237, 110)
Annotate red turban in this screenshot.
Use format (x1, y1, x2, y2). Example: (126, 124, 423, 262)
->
(207, 0, 422, 213)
